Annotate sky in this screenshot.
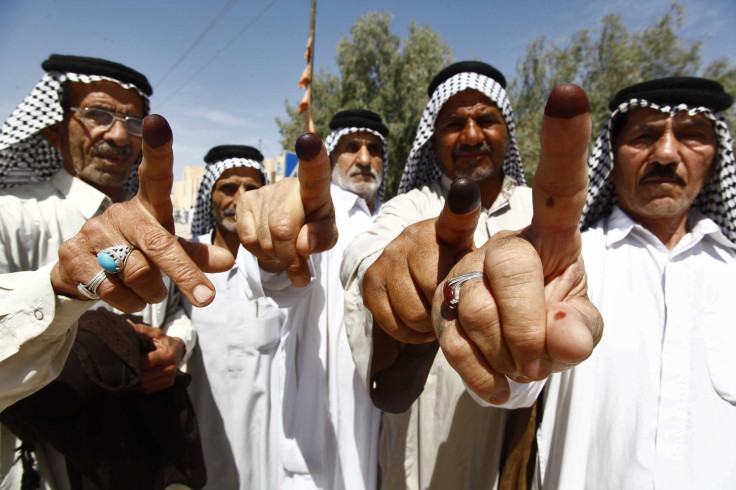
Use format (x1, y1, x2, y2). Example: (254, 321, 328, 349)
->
(0, 0, 734, 182)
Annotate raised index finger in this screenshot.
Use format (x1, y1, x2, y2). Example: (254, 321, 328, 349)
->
(524, 84, 591, 278)
(292, 132, 337, 257)
(435, 177, 481, 253)
(137, 114, 176, 232)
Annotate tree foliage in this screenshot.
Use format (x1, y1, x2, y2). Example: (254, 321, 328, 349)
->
(276, 12, 453, 199)
(509, 2, 736, 181)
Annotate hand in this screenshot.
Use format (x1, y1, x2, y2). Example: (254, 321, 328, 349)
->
(431, 84, 603, 405)
(127, 320, 185, 393)
(236, 132, 337, 287)
(361, 178, 481, 413)
(50, 115, 234, 312)
(363, 178, 482, 344)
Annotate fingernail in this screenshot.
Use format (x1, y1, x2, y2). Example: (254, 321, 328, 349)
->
(447, 177, 481, 214)
(192, 284, 214, 304)
(544, 84, 590, 118)
(142, 114, 172, 148)
(295, 132, 322, 161)
(523, 358, 552, 380)
(488, 388, 510, 405)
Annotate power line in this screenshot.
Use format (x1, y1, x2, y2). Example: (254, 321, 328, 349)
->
(157, 0, 278, 109)
(154, 0, 241, 89)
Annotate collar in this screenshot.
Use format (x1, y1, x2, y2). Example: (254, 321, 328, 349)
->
(604, 205, 736, 251)
(331, 182, 381, 217)
(51, 168, 113, 219)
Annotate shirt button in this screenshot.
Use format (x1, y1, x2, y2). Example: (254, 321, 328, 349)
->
(34, 309, 44, 321)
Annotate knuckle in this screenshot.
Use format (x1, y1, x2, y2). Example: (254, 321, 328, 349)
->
(139, 228, 176, 255)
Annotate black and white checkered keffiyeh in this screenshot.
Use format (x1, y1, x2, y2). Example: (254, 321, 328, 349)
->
(581, 99, 736, 242)
(397, 71, 526, 194)
(0, 72, 150, 195)
(190, 158, 269, 237)
(324, 126, 389, 205)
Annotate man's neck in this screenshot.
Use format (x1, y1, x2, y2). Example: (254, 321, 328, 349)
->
(478, 176, 503, 209)
(625, 208, 691, 250)
(213, 227, 240, 256)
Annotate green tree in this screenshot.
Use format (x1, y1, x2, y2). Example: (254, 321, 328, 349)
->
(276, 12, 453, 199)
(509, 2, 735, 181)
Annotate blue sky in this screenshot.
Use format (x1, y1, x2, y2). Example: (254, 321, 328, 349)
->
(1, 0, 733, 182)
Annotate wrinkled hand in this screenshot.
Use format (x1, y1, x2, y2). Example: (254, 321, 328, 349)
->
(50, 115, 234, 311)
(127, 320, 185, 393)
(236, 132, 337, 287)
(363, 178, 482, 344)
(431, 84, 603, 405)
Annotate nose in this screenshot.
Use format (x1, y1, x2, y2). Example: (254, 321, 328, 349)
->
(233, 183, 249, 201)
(460, 118, 483, 146)
(650, 127, 680, 166)
(104, 118, 131, 146)
(356, 144, 372, 167)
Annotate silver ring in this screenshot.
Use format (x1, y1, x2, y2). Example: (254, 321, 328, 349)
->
(443, 271, 485, 309)
(77, 269, 107, 300)
(97, 245, 133, 274)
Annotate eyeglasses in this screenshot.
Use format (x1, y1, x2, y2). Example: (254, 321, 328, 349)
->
(69, 107, 144, 137)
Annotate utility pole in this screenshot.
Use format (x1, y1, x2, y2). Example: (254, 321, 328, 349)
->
(306, 0, 316, 133)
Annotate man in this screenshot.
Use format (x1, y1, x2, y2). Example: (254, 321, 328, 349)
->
(0, 54, 199, 489)
(234, 109, 388, 489)
(340, 60, 540, 489)
(490, 77, 736, 488)
(184, 145, 284, 489)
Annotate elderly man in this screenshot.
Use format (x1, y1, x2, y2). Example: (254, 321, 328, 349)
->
(483, 77, 736, 488)
(0, 54, 199, 489)
(233, 109, 389, 489)
(184, 145, 284, 489)
(341, 61, 598, 489)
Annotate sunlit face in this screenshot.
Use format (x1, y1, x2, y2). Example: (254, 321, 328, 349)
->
(611, 108, 717, 223)
(47, 80, 144, 199)
(330, 131, 384, 201)
(431, 89, 509, 184)
(211, 166, 265, 233)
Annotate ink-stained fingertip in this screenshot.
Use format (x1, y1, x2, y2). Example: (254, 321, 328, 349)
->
(544, 84, 590, 118)
(447, 178, 481, 215)
(295, 132, 323, 161)
(142, 114, 172, 148)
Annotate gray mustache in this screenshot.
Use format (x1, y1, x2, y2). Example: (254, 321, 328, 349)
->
(93, 141, 133, 158)
(223, 208, 237, 218)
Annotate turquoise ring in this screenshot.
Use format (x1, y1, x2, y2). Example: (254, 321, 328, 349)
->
(97, 245, 133, 274)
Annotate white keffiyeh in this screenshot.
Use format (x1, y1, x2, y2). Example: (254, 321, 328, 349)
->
(397, 71, 526, 195)
(190, 157, 269, 237)
(582, 99, 736, 243)
(324, 126, 389, 204)
(0, 72, 150, 195)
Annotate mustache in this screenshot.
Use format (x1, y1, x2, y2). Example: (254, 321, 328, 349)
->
(640, 163, 685, 185)
(223, 207, 237, 218)
(92, 141, 132, 158)
(347, 165, 380, 179)
(452, 143, 493, 159)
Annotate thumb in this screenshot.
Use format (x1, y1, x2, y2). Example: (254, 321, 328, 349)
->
(436, 177, 481, 254)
